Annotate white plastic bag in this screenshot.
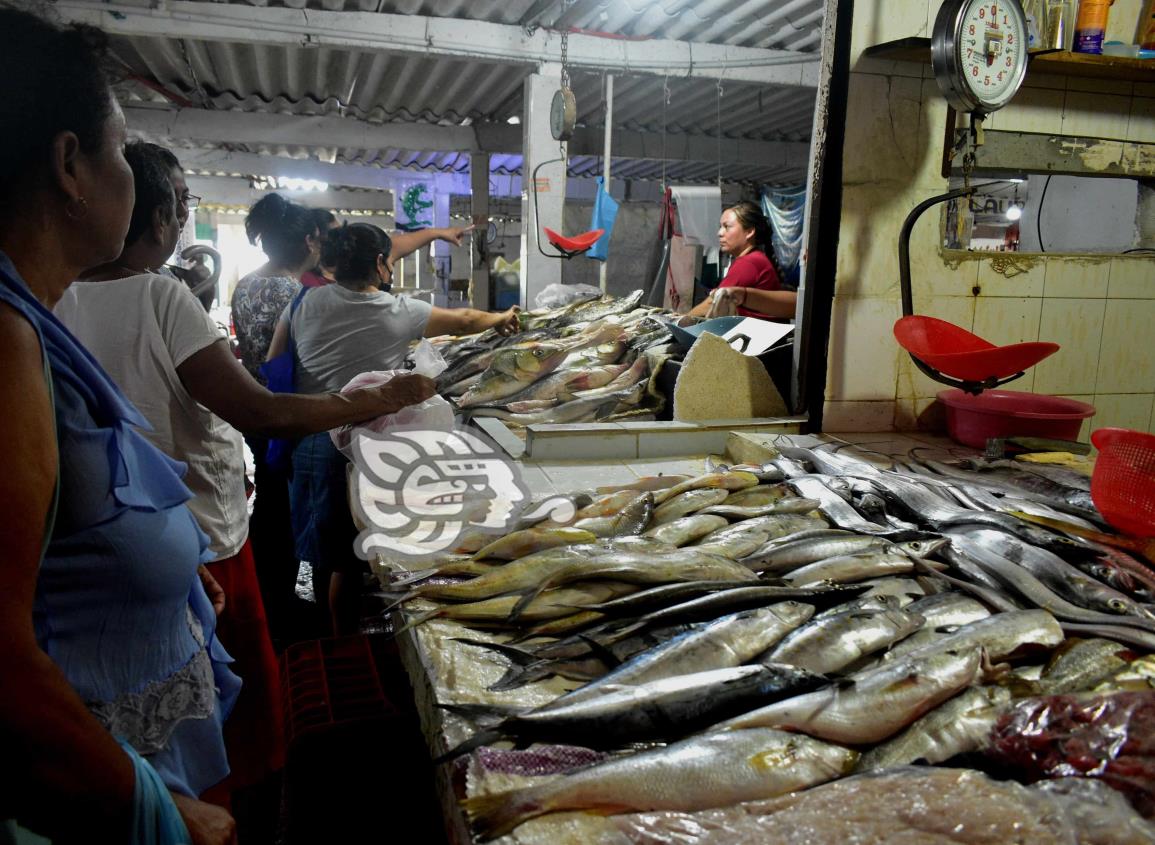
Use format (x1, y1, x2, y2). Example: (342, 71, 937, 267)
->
(533, 282, 602, 310)
(330, 339, 455, 457)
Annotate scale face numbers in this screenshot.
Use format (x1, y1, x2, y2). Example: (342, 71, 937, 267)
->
(932, 0, 1028, 115)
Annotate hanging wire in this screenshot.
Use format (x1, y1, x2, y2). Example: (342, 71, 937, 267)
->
(716, 80, 724, 190)
(661, 76, 670, 192)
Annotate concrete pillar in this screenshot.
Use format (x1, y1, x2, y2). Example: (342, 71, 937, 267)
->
(431, 189, 451, 307)
(519, 65, 566, 308)
(470, 152, 491, 310)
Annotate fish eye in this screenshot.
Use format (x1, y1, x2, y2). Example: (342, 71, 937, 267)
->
(1110, 600, 1128, 612)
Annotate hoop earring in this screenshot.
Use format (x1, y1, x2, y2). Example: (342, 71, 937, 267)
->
(65, 196, 89, 221)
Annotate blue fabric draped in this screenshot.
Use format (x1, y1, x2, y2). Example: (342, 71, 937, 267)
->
(761, 185, 806, 287)
(588, 176, 619, 262)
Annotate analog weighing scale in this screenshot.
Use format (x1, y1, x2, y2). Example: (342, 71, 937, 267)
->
(893, 0, 1060, 394)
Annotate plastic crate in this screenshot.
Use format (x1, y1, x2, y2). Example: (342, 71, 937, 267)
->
(280, 635, 403, 748)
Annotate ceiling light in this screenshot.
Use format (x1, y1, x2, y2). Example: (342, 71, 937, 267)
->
(507, 115, 521, 125)
(1006, 205, 1022, 221)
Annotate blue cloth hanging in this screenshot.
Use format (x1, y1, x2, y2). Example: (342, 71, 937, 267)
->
(588, 177, 619, 262)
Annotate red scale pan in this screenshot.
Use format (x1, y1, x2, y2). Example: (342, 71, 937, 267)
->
(893, 188, 1060, 395)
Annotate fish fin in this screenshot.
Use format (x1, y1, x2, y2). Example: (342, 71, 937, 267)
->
(436, 702, 522, 726)
(508, 579, 556, 622)
(576, 634, 623, 668)
(450, 638, 538, 666)
(388, 608, 442, 638)
(433, 729, 506, 766)
(382, 589, 420, 615)
(487, 663, 552, 691)
(463, 789, 545, 840)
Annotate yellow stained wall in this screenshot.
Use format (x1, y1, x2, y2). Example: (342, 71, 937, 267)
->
(825, 0, 1155, 438)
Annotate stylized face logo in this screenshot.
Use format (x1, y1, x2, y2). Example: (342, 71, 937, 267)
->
(350, 428, 531, 561)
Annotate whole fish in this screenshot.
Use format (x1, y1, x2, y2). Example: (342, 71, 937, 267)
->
(463, 728, 857, 841)
(749, 537, 942, 575)
(946, 532, 1155, 633)
(812, 593, 909, 620)
(653, 471, 761, 505)
(712, 647, 984, 745)
(456, 342, 572, 408)
(573, 489, 648, 520)
(500, 361, 630, 405)
(596, 475, 691, 495)
(572, 353, 648, 396)
(904, 592, 992, 629)
(945, 527, 1154, 622)
(698, 515, 829, 552)
(693, 530, 773, 560)
(764, 607, 927, 674)
(722, 484, 791, 506)
(782, 551, 935, 587)
(577, 580, 765, 618)
(701, 498, 822, 519)
(559, 338, 629, 369)
(546, 603, 815, 708)
(438, 663, 829, 760)
(401, 541, 755, 605)
(1040, 637, 1134, 694)
(557, 289, 645, 325)
(394, 581, 637, 635)
(471, 527, 597, 561)
(644, 514, 730, 546)
(632, 584, 869, 628)
(898, 609, 1064, 663)
(786, 476, 895, 536)
(574, 492, 654, 538)
(859, 577, 930, 604)
(926, 458, 1098, 519)
(855, 685, 1012, 771)
(650, 488, 731, 525)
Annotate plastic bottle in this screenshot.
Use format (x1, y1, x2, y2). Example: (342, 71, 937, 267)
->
(1141, 0, 1155, 51)
(1073, 0, 1114, 54)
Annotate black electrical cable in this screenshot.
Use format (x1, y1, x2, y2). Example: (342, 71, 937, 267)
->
(1036, 175, 1053, 253)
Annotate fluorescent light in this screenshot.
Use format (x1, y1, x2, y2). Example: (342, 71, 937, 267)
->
(507, 115, 521, 125)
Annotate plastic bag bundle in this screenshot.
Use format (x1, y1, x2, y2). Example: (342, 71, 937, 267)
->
(533, 283, 601, 311)
(330, 339, 455, 458)
(986, 691, 1155, 817)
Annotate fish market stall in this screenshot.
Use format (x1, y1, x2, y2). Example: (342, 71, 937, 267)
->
(372, 433, 1155, 845)
(431, 291, 802, 460)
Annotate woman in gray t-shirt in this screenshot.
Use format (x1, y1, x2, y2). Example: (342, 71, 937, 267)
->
(273, 222, 519, 635)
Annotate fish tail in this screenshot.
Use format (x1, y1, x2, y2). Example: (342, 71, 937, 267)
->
(464, 789, 546, 841)
(382, 588, 421, 614)
(450, 637, 538, 665)
(437, 702, 520, 726)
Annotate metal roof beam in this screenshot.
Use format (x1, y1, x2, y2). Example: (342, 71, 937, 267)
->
(123, 104, 810, 172)
(56, 0, 819, 88)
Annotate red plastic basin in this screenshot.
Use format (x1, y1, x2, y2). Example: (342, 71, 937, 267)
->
(936, 389, 1096, 449)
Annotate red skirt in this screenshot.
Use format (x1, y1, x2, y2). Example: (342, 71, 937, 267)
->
(204, 538, 286, 792)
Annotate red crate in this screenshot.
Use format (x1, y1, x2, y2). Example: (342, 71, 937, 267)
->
(279, 635, 403, 748)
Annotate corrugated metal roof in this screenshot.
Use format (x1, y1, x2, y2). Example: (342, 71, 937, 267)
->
(98, 0, 820, 187)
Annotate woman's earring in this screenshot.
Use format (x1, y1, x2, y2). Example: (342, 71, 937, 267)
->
(65, 196, 89, 221)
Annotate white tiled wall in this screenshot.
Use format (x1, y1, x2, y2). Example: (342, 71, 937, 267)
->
(824, 1, 1155, 437)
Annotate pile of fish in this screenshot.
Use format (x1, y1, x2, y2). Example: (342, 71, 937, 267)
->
(430, 290, 678, 425)
(386, 443, 1155, 842)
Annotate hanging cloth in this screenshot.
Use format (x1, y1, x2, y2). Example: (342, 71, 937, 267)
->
(587, 177, 619, 262)
(670, 186, 721, 267)
(761, 185, 805, 286)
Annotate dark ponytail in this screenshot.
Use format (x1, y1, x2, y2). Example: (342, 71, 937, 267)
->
(244, 193, 317, 269)
(727, 200, 785, 281)
(328, 222, 393, 287)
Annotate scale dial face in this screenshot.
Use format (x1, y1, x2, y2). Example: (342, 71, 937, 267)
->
(932, 0, 1029, 115)
(550, 87, 577, 141)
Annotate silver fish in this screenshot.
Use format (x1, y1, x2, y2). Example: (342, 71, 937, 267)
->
(782, 551, 924, 586)
(644, 513, 730, 546)
(856, 685, 1013, 771)
(701, 498, 822, 519)
(904, 592, 992, 629)
(764, 607, 927, 674)
(547, 602, 815, 708)
(650, 488, 731, 525)
(897, 609, 1065, 663)
(463, 728, 857, 841)
(713, 647, 984, 745)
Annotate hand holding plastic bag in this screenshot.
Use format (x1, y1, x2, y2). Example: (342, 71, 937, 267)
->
(330, 339, 455, 457)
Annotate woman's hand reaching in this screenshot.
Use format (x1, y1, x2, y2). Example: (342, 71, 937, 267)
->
(495, 306, 521, 337)
(377, 373, 437, 414)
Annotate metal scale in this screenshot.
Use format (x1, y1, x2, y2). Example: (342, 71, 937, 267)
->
(894, 0, 1059, 394)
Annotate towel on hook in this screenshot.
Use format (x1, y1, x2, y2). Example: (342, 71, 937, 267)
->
(670, 186, 721, 267)
(588, 177, 619, 261)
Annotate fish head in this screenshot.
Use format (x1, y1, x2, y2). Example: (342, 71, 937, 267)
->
(896, 537, 950, 559)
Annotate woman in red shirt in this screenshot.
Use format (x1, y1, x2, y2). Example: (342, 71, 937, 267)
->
(687, 200, 797, 320)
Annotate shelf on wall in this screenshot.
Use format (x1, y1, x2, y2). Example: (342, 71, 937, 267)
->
(862, 37, 1155, 83)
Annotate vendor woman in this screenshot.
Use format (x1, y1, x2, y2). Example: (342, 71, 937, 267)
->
(687, 200, 797, 321)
